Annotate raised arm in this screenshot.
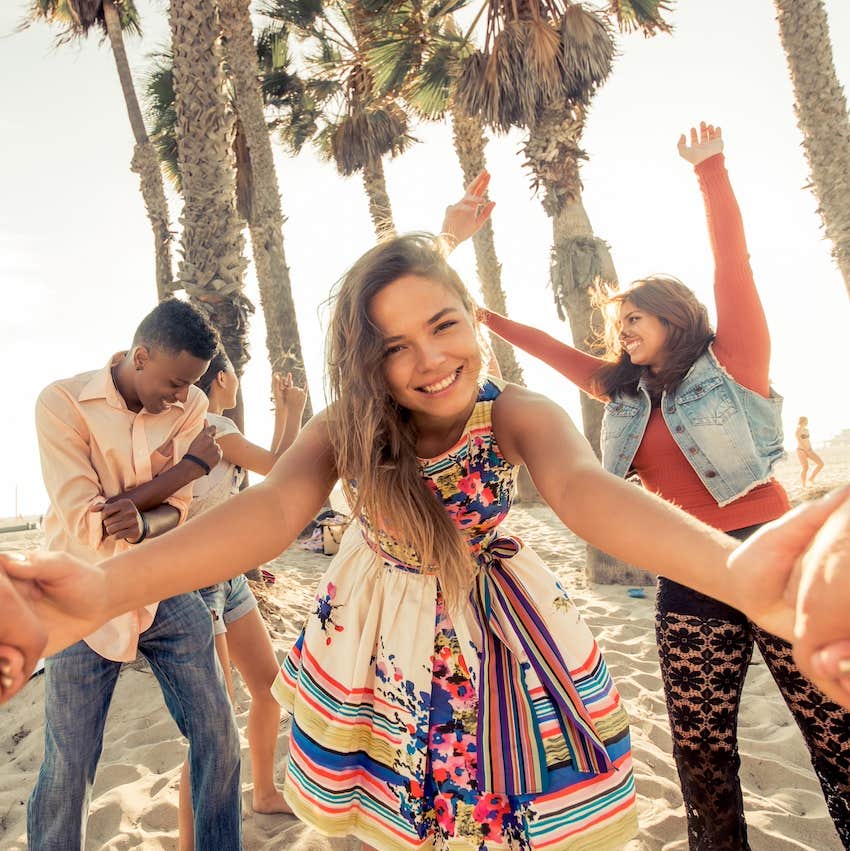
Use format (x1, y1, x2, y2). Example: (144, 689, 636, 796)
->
(437, 173, 607, 397)
(480, 308, 607, 398)
(217, 374, 309, 477)
(679, 123, 770, 395)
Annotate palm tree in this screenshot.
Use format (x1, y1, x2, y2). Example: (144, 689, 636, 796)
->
(773, 0, 850, 300)
(262, 0, 415, 239)
(147, 13, 314, 418)
(168, 0, 253, 425)
(367, 10, 524, 384)
(453, 0, 672, 455)
(24, 0, 174, 301)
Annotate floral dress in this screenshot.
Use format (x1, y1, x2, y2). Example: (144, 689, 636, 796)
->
(272, 380, 637, 850)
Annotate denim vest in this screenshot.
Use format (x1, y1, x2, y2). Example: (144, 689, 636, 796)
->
(601, 347, 785, 507)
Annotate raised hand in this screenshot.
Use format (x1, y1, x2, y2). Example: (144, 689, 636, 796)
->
(440, 170, 496, 248)
(678, 121, 723, 166)
(186, 421, 222, 471)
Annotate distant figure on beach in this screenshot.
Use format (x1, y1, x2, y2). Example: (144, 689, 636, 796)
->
(27, 299, 242, 851)
(478, 124, 850, 848)
(177, 350, 306, 849)
(796, 415, 825, 487)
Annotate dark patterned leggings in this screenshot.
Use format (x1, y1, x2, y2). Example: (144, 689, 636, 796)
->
(656, 531, 850, 850)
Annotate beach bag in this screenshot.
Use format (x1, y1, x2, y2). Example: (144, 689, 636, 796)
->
(318, 514, 348, 555)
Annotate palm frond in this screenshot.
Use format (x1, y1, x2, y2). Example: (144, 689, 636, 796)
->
(143, 51, 181, 190)
(259, 0, 323, 32)
(559, 5, 615, 101)
(329, 103, 411, 173)
(606, 0, 673, 35)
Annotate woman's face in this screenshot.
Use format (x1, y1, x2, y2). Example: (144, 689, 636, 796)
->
(220, 365, 239, 410)
(369, 274, 482, 425)
(618, 299, 670, 372)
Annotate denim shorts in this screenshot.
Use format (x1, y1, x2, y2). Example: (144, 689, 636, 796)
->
(198, 574, 257, 636)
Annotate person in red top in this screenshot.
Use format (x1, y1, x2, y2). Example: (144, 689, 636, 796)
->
(476, 125, 850, 850)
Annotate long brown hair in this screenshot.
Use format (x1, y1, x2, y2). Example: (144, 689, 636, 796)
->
(326, 233, 485, 606)
(592, 275, 714, 399)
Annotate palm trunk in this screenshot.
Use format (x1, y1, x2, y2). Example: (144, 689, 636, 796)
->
(218, 0, 313, 417)
(169, 0, 252, 387)
(362, 157, 395, 239)
(774, 0, 850, 299)
(102, 0, 173, 301)
(451, 104, 525, 386)
(526, 108, 651, 586)
(524, 108, 611, 455)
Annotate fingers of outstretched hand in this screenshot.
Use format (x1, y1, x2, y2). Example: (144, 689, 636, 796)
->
(0, 645, 29, 704)
(465, 169, 489, 196)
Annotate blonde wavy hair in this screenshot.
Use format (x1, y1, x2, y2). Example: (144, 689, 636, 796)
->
(326, 233, 486, 606)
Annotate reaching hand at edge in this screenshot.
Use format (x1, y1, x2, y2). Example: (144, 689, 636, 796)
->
(440, 170, 495, 250)
(678, 121, 723, 166)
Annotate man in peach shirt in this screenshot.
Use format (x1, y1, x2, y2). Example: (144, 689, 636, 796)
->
(28, 299, 242, 851)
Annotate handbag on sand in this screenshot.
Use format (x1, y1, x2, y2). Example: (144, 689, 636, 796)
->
(318, 514, 348, 556)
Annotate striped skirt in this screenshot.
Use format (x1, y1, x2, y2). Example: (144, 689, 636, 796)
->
(272, 525, 637, 849)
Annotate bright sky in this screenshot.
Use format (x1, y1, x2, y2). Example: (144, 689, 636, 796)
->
(1, 0, 849, 517)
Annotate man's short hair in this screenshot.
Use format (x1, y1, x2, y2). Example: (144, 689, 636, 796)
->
(133, 298, 220, 361)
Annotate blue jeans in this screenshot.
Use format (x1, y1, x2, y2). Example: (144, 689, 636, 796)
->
(27, 593, 242, 850)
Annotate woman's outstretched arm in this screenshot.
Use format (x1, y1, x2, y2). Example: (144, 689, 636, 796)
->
(680, 123, 771, 395)
(3, 413, 338, 654)
(494, 385, 840, 639)
(480, 308, 607, 398)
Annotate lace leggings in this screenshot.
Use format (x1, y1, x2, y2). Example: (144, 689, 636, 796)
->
(656, 526, 850, 851)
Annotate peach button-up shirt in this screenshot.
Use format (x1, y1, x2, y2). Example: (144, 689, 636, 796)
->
(36, 353, 208, 661)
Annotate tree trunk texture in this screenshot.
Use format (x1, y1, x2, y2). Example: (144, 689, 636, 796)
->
(774, 0, 850, 300)
(218, 0, 313, 418)
(451, 104, 525, 386)
(168, 0, 252, 386)
(525, 108, 651, 585)
(362, 157, 396, 239)
(103, 0, 173, 301)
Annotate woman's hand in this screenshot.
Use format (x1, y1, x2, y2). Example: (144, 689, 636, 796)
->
(678, 121, 723, 166)
(792, 490, 850, 709)
(439, 170, 495, 249)
(0, 551, 111, 663)
(273, 372, 307, 414)
(727, 487, 850, 642)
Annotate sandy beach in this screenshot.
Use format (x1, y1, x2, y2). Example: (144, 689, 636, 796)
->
(1, 446, 848, 850)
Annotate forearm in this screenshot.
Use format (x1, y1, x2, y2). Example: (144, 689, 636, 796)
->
(107, 459, 203, 512)
(696, 155, 770, 390)
(102, 476, 329, 618)
(556, 465, 738, 604)
(270, 408, 288, 455)
(483, 309, 604, 397)
(276, 408, 303, 455)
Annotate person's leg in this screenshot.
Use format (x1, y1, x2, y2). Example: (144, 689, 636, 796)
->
(754, 626, 850, 847)
(808, 451, 825, 483)
(656, 578, 754, 851)
(225, 607, 291, 814)
(139, 592, 242, 851)
(797, 449, 809, 487)
(27, 642, 122, 851)
(177, 589, 233, 851)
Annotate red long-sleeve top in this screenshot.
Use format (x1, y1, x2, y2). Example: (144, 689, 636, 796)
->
(486, 154, 789, 531)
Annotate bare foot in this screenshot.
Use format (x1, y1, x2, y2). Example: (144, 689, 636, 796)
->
(252, 789, 293, 815)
